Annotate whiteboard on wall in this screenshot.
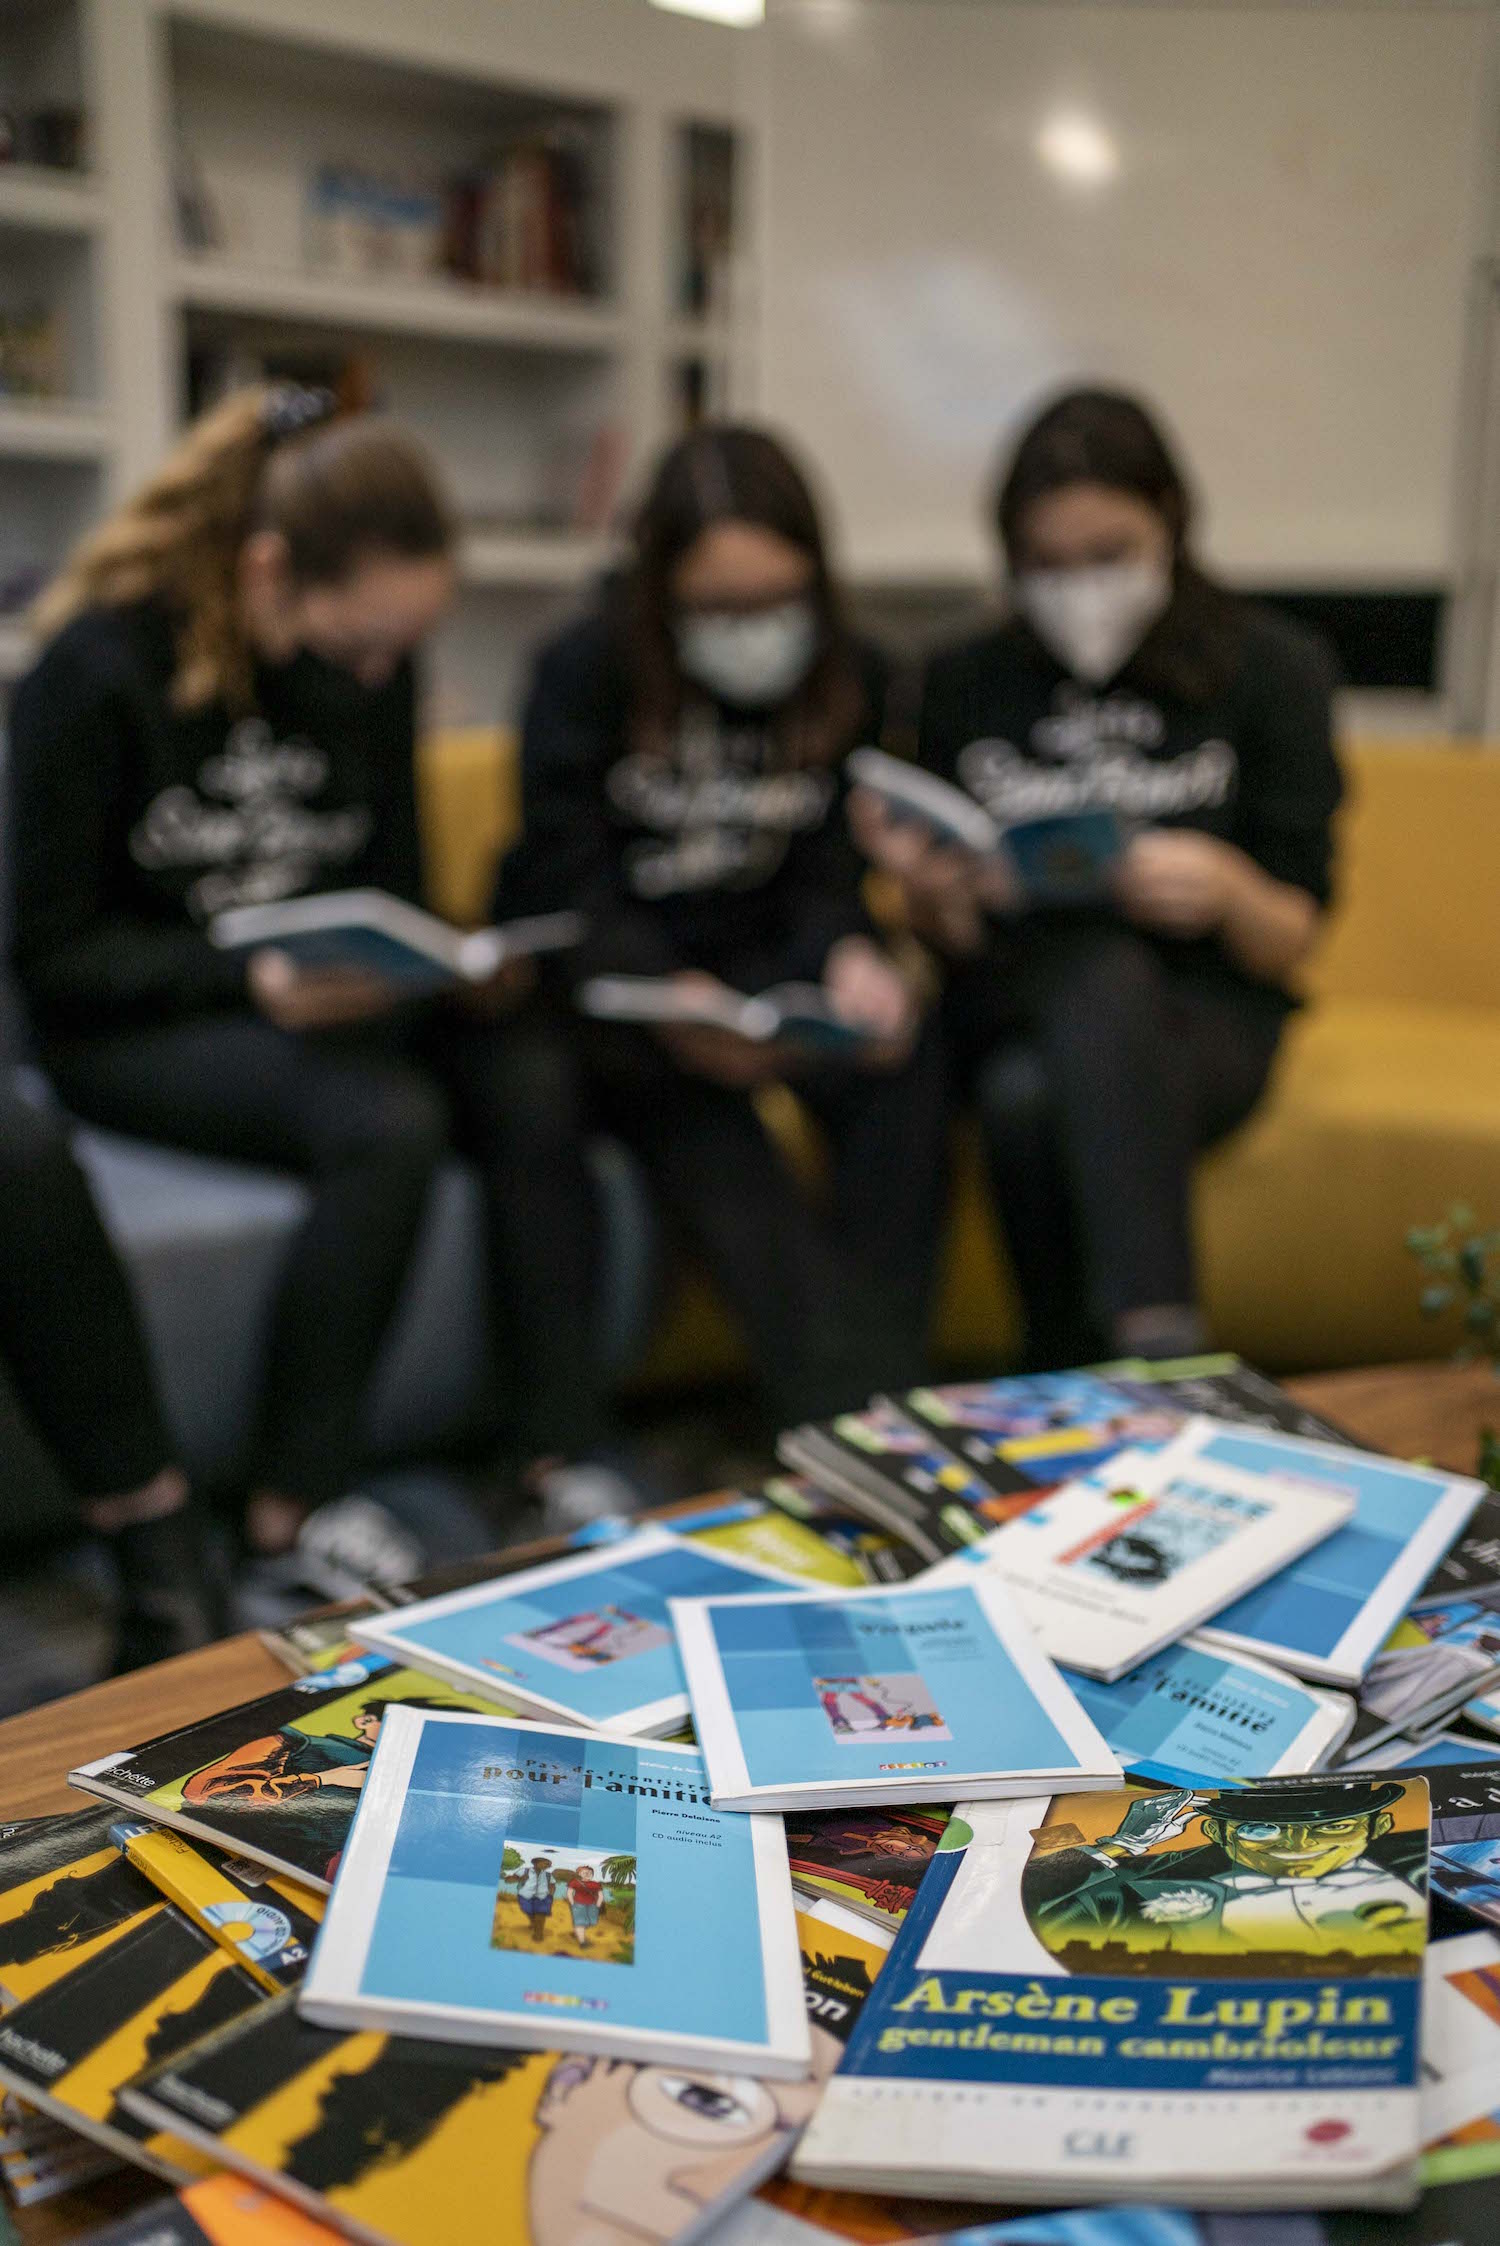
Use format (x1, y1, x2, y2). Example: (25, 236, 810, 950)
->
(753, 1, 1491, 586)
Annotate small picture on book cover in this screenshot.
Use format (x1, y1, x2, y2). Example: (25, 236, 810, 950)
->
(509, 1607, 671, 1676)
(815, 1674, 950, 1745)
(1068, 1479, 1270, 1588)
(1019, 1776, 1429, 1979)
(493, 1844, 636, 1965)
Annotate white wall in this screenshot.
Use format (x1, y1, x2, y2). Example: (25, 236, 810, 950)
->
(753, 0, 1494, 589)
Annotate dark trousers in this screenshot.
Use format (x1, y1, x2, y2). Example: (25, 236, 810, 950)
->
(946, 927, 1286, 1363)
(565, 1015, 950, 1428)
(45, 1004, 608, 1503)
(0, 1086, 172, 1513)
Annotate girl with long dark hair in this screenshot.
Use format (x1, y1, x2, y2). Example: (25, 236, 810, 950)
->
(853, 387, 1344, 1367)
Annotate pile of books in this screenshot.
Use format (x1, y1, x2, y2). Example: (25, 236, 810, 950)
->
(11, 1356, 1500, 2242)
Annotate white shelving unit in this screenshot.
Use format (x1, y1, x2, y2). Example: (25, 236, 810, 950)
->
(0, 0, 753, 721)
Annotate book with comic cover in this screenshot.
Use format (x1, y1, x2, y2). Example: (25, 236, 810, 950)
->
(0, 1904, 262, 2182)
(1181, 1423, 1487, 1689)
(785, 1807, 948, 1929)
(759, 1476, 915, 1583)
(348, 1523, 805, 1735)
(111, 1823, 324, 1995)
(0, 1806, 162, 2010)
(1109, 1355, 1360, 1448)
(124, 1909, 883, 2246)
(898, 1370, 1184, 1504)
(792, 1774, 1432, 2210)
(667, 1491, 871, 1589)
(299, 1708, 810, 2074)
(83, 2174, 347, 2244)
(925, 1422, 1355, 1682)
(69, 1652, 502, 1893)
(671, 1576, 1120, 1811)
(1060, 1637, 1355, 1790)
(778, 1403, 1036, 1563)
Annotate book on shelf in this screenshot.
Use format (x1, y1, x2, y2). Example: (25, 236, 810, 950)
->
(577, 974, 880, 1057)
(348, 1522, 807, 1736)
(69, 1653, 504, 1894)
(778, 1402, 1029, 1564)
(298, 1708, 811, 2076)
(110, 1822, 324, 1996)
(791, 1775, 1432, 2210)
(0, 1903, 263, 2183)
(1060, 1635, 1355, 1790)
(669, 1575, 1120, 1812)
(923, 1421, 1356, 1682)
(209, 892, 583, 989)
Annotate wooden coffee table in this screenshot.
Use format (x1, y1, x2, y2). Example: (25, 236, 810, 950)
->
(0, 1359, 1495, 2242)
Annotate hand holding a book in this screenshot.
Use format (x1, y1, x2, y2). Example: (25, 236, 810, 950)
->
(656, 972, 794, 1087)
(848, 788, 1017, 953)
(248, 947, 401, 1031)
(442, 953, 538, 1020)
(823, 935, 919, 1068)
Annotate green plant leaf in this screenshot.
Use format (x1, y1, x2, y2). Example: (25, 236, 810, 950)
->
(1422, 1286, 1456, 1316)
(1461, 1242, 1489, 1290)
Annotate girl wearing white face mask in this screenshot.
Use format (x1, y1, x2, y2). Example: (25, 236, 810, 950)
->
(851, 388, 1344, 1368)
(497, 424, 948, 1428)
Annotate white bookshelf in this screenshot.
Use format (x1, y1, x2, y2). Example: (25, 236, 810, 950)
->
(170, 256, 628, 355)
(0, 162, 104, 234)
(0, 398, 113, 461)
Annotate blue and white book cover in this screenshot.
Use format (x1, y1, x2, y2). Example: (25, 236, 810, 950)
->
(300, 1708, 810, 2076)
(670, 1576, 1120, 1810)
(1063, 1636, 1353, 1790)
(1185, 1425, 1486, 1689)
(791, 1776, 1430, 2209)
(350, 1523, 802, 1735)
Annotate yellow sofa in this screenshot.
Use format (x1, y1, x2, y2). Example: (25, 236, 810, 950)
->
(418, 732, 1500, 1380)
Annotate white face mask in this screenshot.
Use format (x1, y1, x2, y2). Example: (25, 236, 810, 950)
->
(1013, 557, 1172, 685)
(674, 599, 818, 709)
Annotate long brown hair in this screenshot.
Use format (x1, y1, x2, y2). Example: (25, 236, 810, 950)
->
(995, 386, 1244, 703)
(32, 387, 454, 711)
(621, 423, 863, 765)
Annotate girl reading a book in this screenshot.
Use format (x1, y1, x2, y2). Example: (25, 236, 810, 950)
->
(852, 388, 1343, 1368)
(7, 387, 608, 1574)
(496, 424, 947, 1431)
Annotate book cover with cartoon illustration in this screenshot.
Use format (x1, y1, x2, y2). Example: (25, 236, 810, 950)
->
(127, 1921, 830, 2244)
(69, 1652, 502, 1893)
(349, 1523, 804, 1735)
(778, 1402, 1030, 1562)
(792, 1775, 1431, 2209)
(671, 1578, 1120, 1812)
(786, 1809, 948, 1928)
(299, 1709, 809, 2074)
(0, 1805, 167, 2010)
(111, 1822, 325, 1994)
(927, 1422, 1356, 1682)
(902, 1372, 1183, 1502)
(83, 2173, 348, 2245)
(0, 1903, 263, 2181)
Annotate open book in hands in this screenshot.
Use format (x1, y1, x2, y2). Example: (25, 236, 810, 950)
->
(847, 745, 1131, 905)
(209, 891, 584, 988)
(577, 973, 881, 1055)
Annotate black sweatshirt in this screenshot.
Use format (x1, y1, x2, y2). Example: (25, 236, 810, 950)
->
(499, 607, 887, 994)
(918, 601, 1344, 1004)
(7, 599, 423, 1039)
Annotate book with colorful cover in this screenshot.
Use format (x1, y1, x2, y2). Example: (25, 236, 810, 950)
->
(348, 1524, 806, 1735)
(785, 1808, 948, 1929)
(670, 1577, 1120, 1811)
(299, 1708, 810, 2074)
(1416, 1929, 1500, 2150)
(669, 1492, 870, 1589)
(1412, 1757, 1500, 1934)
(1106, 1355, 1360, 1448)
(779, 1405, 1038, 1563)
(0, 1807, 162, 2010)
(0, 1904, 262, 2182)
(69, 1653, 503, 1894)
(792, 1774, 1431, 2209)
(924, 1423, 1355, 1682)
(1183, 1424, 1488, 1688)
(110, 1823, 324, 1995)
(1339, 1488, 1500, 1761)
(899, 1371, 1183, 1504)
(760, 1477, 916, 1583)
(1060, 1636, 1355, 1790)
(123, 1910, 893, 2246)
(81, 2174, 347, 2245)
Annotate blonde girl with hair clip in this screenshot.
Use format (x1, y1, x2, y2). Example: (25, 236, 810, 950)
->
(9, 386, 600, 1581)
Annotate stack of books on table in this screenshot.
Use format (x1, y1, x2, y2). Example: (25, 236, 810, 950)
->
(14, 1356, 1500, 2239)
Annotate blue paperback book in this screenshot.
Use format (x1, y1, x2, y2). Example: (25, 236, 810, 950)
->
(669, 1576, 1120, 1810)
(791, 1776, 1430, 2210)
(350, 1523, 802, 1736)
(1185, 1427, 1485, 1689)
(1065, 1636, 1353, 1790)
(299, 1708, 810, 2075)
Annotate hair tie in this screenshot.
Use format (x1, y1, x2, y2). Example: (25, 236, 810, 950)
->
(261, 383, 337, 443)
